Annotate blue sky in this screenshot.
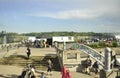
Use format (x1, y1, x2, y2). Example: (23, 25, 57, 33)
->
(0, 0, 120, 33)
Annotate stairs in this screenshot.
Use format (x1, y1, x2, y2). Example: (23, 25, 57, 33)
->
(0, 55, 60, 71)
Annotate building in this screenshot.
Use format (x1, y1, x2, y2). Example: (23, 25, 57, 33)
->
(52, 36, 74, 43)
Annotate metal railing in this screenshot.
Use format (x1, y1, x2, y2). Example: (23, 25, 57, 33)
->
(55, 47, 63, 70)
(66, 43, 105, 66)
(0, 43, 19, 52)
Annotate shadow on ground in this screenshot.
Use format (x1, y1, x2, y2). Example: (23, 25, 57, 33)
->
(0, 74, 19, 78)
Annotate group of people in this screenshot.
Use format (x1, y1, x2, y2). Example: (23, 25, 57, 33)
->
(19, 64, 36, 78)
(84, 56, 99, 75)
(19, 58, 53, 78)
(24, 47, 100, 78)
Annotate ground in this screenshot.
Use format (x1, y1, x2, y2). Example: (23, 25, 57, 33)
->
(1, 46, 120, 78)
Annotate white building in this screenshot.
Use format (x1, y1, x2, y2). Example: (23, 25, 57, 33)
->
(52, 36, 74, 43)
(28, 36, 74, 46)
(28, 36, 36, 42)
(115, 35, 120, 39)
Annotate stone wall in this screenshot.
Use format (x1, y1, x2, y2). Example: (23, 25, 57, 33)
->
(61, 49, 95, 72)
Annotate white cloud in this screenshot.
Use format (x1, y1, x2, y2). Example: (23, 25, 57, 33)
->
(25, 0, 120, 19)
(40, 10, 102, 19)
(28, 7, 120, 19)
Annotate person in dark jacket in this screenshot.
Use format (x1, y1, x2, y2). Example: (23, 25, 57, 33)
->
(85, 57, 92, 74)
(26, 47, 31, 59)
(93, 61, 99, 74)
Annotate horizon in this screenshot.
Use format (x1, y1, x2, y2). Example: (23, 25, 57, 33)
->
(1, 30, 120, 35)
(0, 0, 120, 33)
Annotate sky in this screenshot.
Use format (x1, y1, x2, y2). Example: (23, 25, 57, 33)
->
(0, 0, 120, 33)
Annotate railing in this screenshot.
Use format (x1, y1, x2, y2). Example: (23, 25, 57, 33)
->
(66, 43, 105, 66)
(55, 47, 63, 70)
(0, 43, 20, 55)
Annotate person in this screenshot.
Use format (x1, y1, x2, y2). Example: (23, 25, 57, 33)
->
(26, 64, 36, 78)
(19, 64, 31, 78)
(85, 56, 92, 74)
(93, 61, 99, 74)
(30, 67, 36, 78)
(66, 70, 72, 78)
(47, 59, 53, 75)
(26, 47, 31, 59)
(19, 68, 27, 78)
(23, 64, 31, 78)
(40, 72, 46, 78)
(62, 66, 67, 78)
(111, 55, 116, 68)
(7, 46, 9, 52)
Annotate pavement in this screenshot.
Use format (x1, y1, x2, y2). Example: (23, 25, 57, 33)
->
(0, 47, 95, 78)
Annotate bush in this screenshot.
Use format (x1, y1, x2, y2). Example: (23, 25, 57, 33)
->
(99, 41, 105, 47)
(112, 41, 118, 47)
(89, 43, 99, 48)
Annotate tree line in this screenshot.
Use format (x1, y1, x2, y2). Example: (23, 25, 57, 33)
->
(6, 32, 108, 37)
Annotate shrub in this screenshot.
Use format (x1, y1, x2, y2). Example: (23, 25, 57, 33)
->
(112, 41, 118, 47)
(89, 43, 99, 48)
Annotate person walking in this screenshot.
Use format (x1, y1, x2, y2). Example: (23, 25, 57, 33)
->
(66, 70, 72, 78)
(85, 56, 92, 74)
(47, 59, 53, 75)
(62, 66, 67, 78)
(26, 47, 31, 59)
(93, 61, 99, 74)
(30, 65, 36, 78)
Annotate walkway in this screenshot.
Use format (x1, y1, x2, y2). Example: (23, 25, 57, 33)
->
(0, 47, 94, 78)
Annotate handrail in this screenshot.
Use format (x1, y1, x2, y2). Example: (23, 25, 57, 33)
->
(55, 47, 63, 70)
(66, 43, 105, 66)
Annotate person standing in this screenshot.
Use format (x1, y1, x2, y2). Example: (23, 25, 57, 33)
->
(93, 61, 99, 74)
(47, 59, 53, 75)
(66, 70, 72, 78)
(30, 65, 36, 78)
(26, 47, 31, 59)
(62, 66, 67, 78)
(85, 56, 92, 74)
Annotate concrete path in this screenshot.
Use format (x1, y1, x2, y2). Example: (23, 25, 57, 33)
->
(0, 47, 94, 78)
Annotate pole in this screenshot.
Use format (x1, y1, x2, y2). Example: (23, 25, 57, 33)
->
(2, 31, 7, 44)
(104, 47, 112, 71)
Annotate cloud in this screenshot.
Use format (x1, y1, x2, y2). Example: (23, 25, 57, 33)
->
(25, 0, 120, 19)
(28, 7, 120, 20)
(1, 0, 120, 20)
(39, 10, 102, 19)
(28, 9, 101, 19)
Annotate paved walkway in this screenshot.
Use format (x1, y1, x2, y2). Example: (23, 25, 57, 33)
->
(0, 47, 94, 78)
